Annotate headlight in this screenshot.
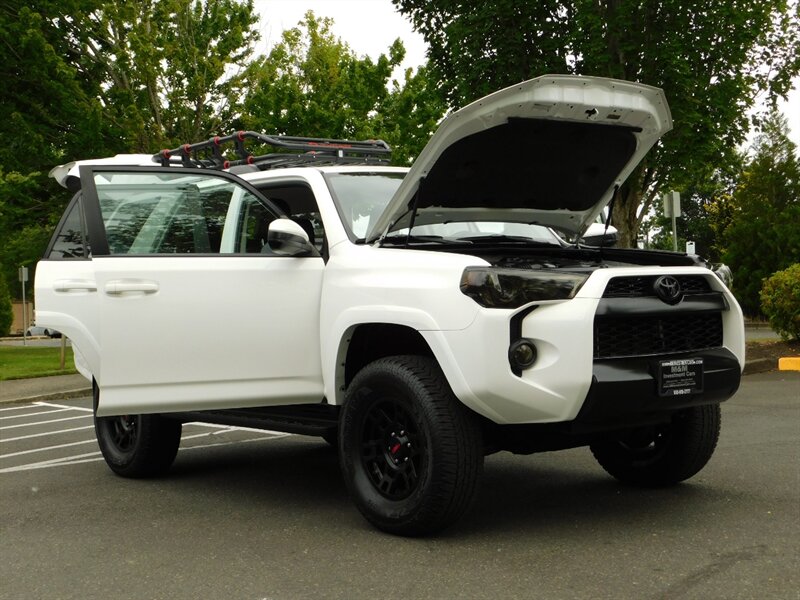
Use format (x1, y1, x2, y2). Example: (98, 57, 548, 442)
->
(460, 267, 589, 308)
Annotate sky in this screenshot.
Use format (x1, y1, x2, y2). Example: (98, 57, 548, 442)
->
(252, 0, 800, 150)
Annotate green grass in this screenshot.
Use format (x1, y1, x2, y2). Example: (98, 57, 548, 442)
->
(0, 346, 77, 380)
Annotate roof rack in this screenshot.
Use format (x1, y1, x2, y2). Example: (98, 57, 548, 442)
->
(154, 131, 392, 170)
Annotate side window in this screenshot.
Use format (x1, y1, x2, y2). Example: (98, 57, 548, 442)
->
(254, 182, 326, 253)
(91, 171, 277, 255)
(236, 196, 279, 253)
(47, 196, 88, 259)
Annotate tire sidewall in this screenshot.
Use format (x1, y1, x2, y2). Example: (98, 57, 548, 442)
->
(95, 413, 142, 469)
(341, 373, 435, 527)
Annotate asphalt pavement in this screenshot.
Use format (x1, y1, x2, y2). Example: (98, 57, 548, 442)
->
(1, 371, 798, 600)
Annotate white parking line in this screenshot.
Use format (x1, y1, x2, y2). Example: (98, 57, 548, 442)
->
(0, 404, 40, 412)
(1, 425, 96, 443)
(0, 451, 102, 474)
(35, 401, 92, 412)
(0, 434, 288, 474)
(0, 438, 96, 459)
(0, 408, 75, 420)
(0, 414, 92, 430)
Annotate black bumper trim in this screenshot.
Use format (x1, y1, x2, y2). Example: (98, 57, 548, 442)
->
(572, 348, 741, 433)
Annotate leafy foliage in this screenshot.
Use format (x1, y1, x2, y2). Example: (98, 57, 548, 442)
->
(715, 113, 800, 315)
(0, 0, 261, 296)
(646, 155, 743, 261)
(82, 0, 260, 151)
(242, 12, 445, 165)
(0, 269, 12, 336)
(760, 264, 800, 340)
(393, 0, 800, 247)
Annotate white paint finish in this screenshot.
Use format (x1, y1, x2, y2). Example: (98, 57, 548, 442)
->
(90, 255, 324, 416)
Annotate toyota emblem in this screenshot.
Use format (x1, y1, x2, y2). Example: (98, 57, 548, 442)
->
(654, 275, 683, 304)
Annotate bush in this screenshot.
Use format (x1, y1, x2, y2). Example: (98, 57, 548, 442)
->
(0, 269, 12, 336)
(760, 264, 800, 341)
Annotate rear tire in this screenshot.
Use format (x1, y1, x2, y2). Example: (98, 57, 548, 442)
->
(590, 404, 721, 486)
(339, 356, 483, 536)
(93, 386, 182, 478)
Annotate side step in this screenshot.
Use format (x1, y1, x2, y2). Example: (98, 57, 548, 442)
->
(169, 404, 340, 438)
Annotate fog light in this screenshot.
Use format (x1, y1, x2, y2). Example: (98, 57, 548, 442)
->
(509, 339, 537, 371)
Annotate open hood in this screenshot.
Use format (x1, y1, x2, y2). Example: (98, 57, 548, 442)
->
(366, 75, 672, 243)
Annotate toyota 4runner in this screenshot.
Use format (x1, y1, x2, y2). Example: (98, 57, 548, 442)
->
(35, 75, 744, 536)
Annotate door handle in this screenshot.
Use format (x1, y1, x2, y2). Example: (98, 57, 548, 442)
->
(104, 280, 159, 295)
(54, 279, 97, 292)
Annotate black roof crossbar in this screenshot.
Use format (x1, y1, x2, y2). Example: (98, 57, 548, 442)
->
(153, 131, 392, 170)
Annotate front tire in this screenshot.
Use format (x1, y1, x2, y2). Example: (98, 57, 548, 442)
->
(590, 403, 721, 486)
(93, 386, 182, 478)
(340, 356, 483, 536)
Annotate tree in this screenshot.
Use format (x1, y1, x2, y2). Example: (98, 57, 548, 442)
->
(646, 153, 743, 261)
(241, 12, 446, 165)
(392, 0, 800, 247)
(0, 0, 261, 296)
(0, 268, 12, 336)
(81, 0, 260, 151)
(714, 113, 800, 315)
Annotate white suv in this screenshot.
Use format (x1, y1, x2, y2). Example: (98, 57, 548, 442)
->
(36, 75, 744, 536)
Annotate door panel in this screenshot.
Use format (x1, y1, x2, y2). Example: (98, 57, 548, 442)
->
(75, 166, 324, 416)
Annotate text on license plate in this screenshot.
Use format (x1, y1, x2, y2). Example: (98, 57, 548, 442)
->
(658, 358, 704, 397)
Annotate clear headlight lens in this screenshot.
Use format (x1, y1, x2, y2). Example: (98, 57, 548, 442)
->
(460, 267, 589, 308)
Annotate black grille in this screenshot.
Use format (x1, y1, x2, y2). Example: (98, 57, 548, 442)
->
(603, 275, 711, 298)
(594, 313, 723, 359)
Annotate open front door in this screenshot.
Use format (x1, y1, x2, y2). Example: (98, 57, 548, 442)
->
(43, 166, 325, 416)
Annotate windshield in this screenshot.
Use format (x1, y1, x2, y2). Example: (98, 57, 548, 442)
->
(325, 172, 405, 240)
(325, 171, 562, 247)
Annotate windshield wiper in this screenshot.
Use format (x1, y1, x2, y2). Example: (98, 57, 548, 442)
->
(456, 234, 560, 247)
(381, 234, 470, 246)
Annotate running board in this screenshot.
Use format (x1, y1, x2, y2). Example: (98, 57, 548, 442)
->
(167, 404, 340, 437)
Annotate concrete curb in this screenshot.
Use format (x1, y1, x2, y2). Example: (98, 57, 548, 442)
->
(742, 358, 776, 375)
(778, 357, 800, 371)
(3, 387, 93, 405)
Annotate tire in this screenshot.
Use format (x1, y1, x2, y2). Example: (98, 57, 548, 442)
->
(93, 386, 182, 478)
(590, 403, 721, 487)
(339, 356, 483, 536)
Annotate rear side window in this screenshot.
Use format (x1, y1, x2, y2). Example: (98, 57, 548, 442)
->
(47, 196, 88, 259)
(90, 171, 278, 255)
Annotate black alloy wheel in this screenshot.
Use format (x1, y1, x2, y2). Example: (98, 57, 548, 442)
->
(93, 385, 182, 478)
(590, 403, 721, 487)
(359, 398, 426, 500)
(340, 355, 483, 536)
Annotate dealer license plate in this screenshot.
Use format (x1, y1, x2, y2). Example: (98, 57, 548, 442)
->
(658, 358, 704, 397)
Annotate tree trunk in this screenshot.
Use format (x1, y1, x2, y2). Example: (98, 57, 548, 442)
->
(611, 168, 645, 248)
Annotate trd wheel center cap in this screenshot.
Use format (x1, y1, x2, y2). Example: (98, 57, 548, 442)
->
(385, 430, 412, 467)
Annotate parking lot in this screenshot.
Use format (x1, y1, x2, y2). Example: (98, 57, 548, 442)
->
(1, 371, 798, 600)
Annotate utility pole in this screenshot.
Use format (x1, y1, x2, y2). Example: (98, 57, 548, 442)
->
(663, 191, 681, 252)
(18, 266, 29, 346)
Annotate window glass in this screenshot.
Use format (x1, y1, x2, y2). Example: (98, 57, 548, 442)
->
(48, 197, 88, 259)
(254, 183, 325, 252)
(92, 171, 275, 254)
(325, 172, 404, 240)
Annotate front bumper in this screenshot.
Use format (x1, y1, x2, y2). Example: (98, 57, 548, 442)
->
(573, 347, 741, 432)
(427, 268, 744, 426)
